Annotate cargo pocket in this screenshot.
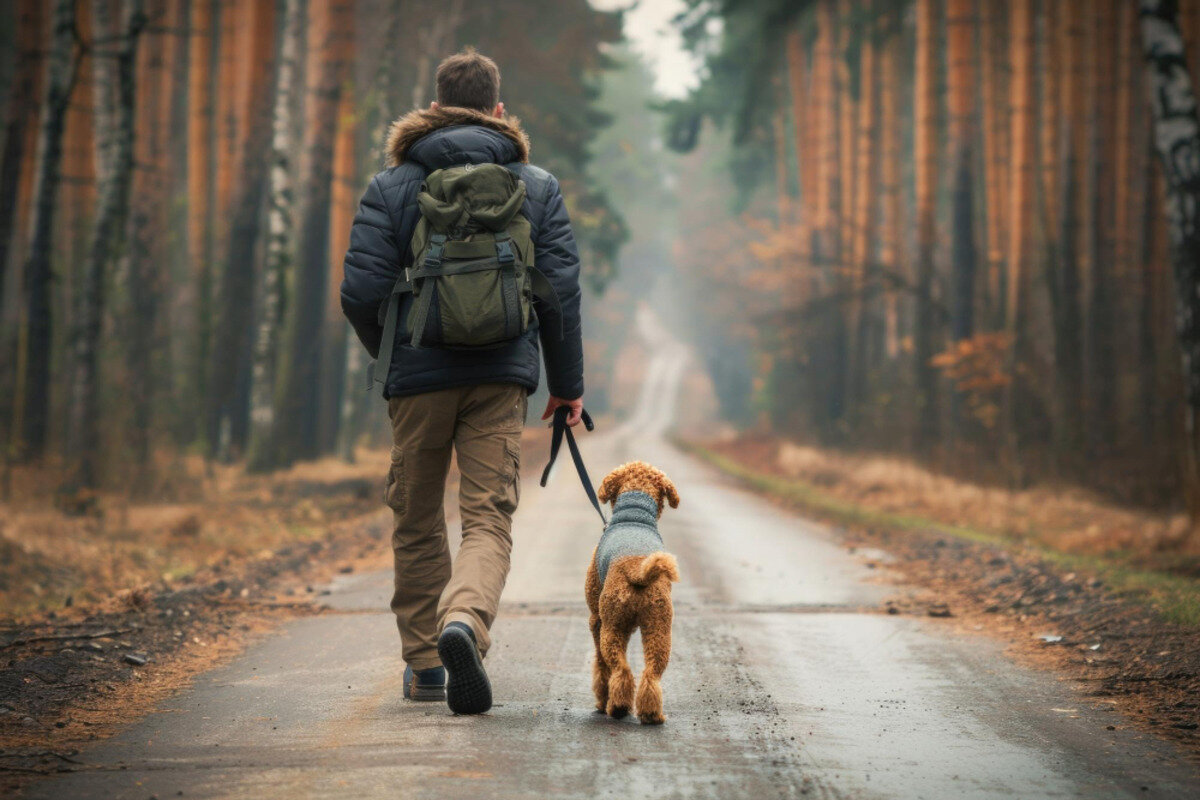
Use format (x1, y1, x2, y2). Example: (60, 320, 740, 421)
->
(497, 439, 520, 515)
(384, 447, 406, 514)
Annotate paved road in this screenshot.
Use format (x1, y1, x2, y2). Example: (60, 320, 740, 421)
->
(28, 310, 1200, 799)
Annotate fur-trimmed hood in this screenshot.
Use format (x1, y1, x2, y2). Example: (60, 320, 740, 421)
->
(384, 105, 531, 168)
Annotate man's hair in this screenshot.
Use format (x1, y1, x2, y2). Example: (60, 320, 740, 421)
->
(435, 48, 501, 112)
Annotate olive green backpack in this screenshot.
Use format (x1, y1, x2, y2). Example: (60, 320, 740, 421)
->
(367, 163, 562, 395)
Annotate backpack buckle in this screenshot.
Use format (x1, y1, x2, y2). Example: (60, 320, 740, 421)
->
(495, 235, 515, 265)
(425, 234, 446, 269)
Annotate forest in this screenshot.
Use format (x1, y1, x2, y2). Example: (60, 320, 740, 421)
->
(1, 0, 1200, 533)
(668, 0, 1200, 522)
(0, 0, 624, 495)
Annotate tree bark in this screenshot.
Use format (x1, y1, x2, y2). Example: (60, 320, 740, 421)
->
(206, 0, 277, 461)
(247, 0, 303, 473)
(1001, 0, 1034, 484)
(69, 0, 146, 489)
(1139, 0, 1200, 532)
(13, 0, 79, 459)
(186, 0, 215, 443)
(947, 0, 976, 345)
(268, 0, 352, 467)
(0, 1, 45, 324)
(913, 0, 939, 451)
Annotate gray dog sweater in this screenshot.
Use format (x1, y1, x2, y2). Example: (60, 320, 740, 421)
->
(595, 491, 664, 586)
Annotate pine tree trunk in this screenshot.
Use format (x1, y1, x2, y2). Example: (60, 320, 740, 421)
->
(1085, 0, 1119, 458)
(247, 0, 302, 473)
(1139, 0, 1200, 534)
(69, 0, 146, 489)
(978, 0, 1010, 330)
(848, 4, 877, 418)
(947, 0, 976, 346)
(879, 11, 902, 360)
(1001, 0, 1034, 484)
(186, 0, 215, 446)
(785, 27, 812, 265)
(318, 85, 358, 455)
(0, 1, 46, 325)
(1048, 1, 1086, 460)
(13, 0, 79, 459)
(913, 0, 939, 452)
(206, 0, 276, 461)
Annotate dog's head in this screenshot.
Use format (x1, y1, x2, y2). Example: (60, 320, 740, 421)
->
(597, 461, 680, 518)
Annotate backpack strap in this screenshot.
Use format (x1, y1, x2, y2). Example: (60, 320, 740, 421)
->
(366, 269, 412, 393)
(407, 234, 446, 350)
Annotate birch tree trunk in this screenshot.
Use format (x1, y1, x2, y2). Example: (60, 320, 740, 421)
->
(69, 0, 146, 490)
(1139, 0, 1200, 535)
(269, 0, 352, 468)
(13, 0, 79, 459)
(246, 0, 302, 473)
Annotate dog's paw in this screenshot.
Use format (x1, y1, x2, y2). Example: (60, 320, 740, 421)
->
(607, 703, 630, 719)
(638, 710, 665, 725)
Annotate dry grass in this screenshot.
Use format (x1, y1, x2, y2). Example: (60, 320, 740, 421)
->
(687, 435, 1200, 626)
(0, 448, 390, 622)
(769, 439, 1190, 556)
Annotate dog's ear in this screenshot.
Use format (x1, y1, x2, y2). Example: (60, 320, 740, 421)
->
(597, 468, 624, 504)
(656, 472, 680, 509)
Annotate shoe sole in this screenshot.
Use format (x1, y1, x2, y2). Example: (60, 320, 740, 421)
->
(437, 627, 492, 714)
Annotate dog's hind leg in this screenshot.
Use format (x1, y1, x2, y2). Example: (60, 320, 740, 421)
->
(600, 622, 635, 719)
(590, 612, 609, 711)
(635, 603, 672, 725)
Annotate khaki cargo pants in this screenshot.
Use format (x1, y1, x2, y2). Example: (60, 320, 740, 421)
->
(385, 383, 527, 670)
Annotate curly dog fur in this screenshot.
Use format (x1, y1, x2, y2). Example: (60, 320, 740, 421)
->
(587, 462, 680, 724)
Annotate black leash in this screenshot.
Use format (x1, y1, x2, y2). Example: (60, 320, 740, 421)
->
(540, 406, 607, 526)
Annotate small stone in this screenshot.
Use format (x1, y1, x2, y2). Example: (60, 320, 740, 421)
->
(123, 653, 148, 667)
(927, 604, 953, 618)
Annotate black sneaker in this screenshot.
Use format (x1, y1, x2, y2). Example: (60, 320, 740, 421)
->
(403, 664, 446, 702)
(437, 622, 492, 714)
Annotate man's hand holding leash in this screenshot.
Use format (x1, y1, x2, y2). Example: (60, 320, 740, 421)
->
(542, 396, 584, 427)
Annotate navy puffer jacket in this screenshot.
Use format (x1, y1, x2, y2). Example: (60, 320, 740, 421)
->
(340, 106, 584, 400)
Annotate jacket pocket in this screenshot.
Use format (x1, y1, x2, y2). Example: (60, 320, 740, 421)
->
(384, 447, 406, 514)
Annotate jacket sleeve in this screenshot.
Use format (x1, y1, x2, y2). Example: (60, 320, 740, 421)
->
(534, 175, 585, 400)
(340, 175, 400, 359)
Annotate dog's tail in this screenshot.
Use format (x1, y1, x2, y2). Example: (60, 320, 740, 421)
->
(629, 552, 680, 587)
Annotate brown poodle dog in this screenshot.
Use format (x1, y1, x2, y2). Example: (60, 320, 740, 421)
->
(586, 461, 680, 724)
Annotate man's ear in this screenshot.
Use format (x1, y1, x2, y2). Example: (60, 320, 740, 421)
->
(597, 469, 622, 504)
(493, 101, 505, 119)
(658, 474, 680, 509)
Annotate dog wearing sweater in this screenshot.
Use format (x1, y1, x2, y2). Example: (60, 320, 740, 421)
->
(586, 461, 680, 725)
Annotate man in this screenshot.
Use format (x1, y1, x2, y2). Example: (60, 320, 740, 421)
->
(340, 49, 584, 715)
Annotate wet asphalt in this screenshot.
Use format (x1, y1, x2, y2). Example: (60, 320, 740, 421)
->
(26, 310, 1200, 799)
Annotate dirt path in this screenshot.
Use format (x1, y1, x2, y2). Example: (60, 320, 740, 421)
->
(17, 310, 1200, 799)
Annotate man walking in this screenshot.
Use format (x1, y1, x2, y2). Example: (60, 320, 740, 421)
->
(340, 49, 584, 714)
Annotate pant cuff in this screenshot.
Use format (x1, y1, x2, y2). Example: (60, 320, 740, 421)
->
(407, 656, 443, 671)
